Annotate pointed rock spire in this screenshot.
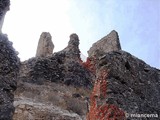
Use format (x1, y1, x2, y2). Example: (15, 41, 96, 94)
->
(36, 32, 54, 57)
(63, 33, 81, 61)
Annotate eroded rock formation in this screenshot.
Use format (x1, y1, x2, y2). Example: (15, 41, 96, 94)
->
(0, 0, 20, 119)
(36, 32, 54, 57)
(87, 70, 125, 119)
(18, 33, 93, 87)
(2, 0, 160, 119)
(88, 30, 121, 57)
(0, 34, 20, 119)
(87, 50, 160, 120)
(101, 51, 160, 116)
(15, 29, 160, 120)
(63, 33, 81, 61)
(14, 33, 94, 119)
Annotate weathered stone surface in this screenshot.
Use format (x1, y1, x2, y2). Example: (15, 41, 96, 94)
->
(19, 34, 93, 88)
(14, 34, 92, 119)
(0, 1, 20, 119)
(36, 32, 54, 57)
(94, 50, 160, 119)
(0, 34, 20, 119)
(63, 33, 81, 61)
(0, 0, 10, 33)
(15, 30, 160, 120)
(14, 80, 90, 120)
(13, 98, 83, 120)
(88, 30, 121, 57)
(87, 71, 126, 120)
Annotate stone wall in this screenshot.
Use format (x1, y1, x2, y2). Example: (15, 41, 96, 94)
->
(19, 34, 93, 88)
(92, 50, 160, 120)
(88, 30, 121, 57)
(14, 30, 160, 120)
(87, 70, 125, 119)
(36, 32, 54, 57)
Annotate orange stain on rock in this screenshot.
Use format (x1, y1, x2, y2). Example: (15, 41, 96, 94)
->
(87, 70, 126, 120)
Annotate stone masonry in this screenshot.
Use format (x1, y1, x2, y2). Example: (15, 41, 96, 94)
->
(36, 32, 54, 57)
(88, 30, 121, 57)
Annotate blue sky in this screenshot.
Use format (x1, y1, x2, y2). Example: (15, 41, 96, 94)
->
(3, 0, 160, 68)
(69, 0, 160, 68)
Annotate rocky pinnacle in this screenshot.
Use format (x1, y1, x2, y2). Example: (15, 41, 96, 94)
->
(36, 32, 54, 57)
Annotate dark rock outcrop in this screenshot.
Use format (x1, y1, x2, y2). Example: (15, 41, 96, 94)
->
(16, 29, 160, 120)
(14, 33, 92, 119)
(3, 0, 159, 119)
(0, 0, 20, 119)
(88, 30, 121, 57)
(36, 32, 54, 57)
(19, 33, 93, 88)
(93, 50, 160, 119)
(0, 34, 20, 119)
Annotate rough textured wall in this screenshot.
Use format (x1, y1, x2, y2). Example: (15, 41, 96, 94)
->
(36, 32, 54, 57)
(63, 33, 81, 61)
(88, 30, 121, 57)
(0, 34, 20, 119)
(0, 0, 20, 119)
(87, 70, 125, 120)
(19, 33, 93, 88)
(92, 50, 160, 120)
(14, 33, 93, 119)
(15, 29, 160, 120)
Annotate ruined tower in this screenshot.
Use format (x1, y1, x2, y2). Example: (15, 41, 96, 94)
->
(88, 30, 121, 57)
(36, 32, 54, 57)
(0, 0, 10, 33)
